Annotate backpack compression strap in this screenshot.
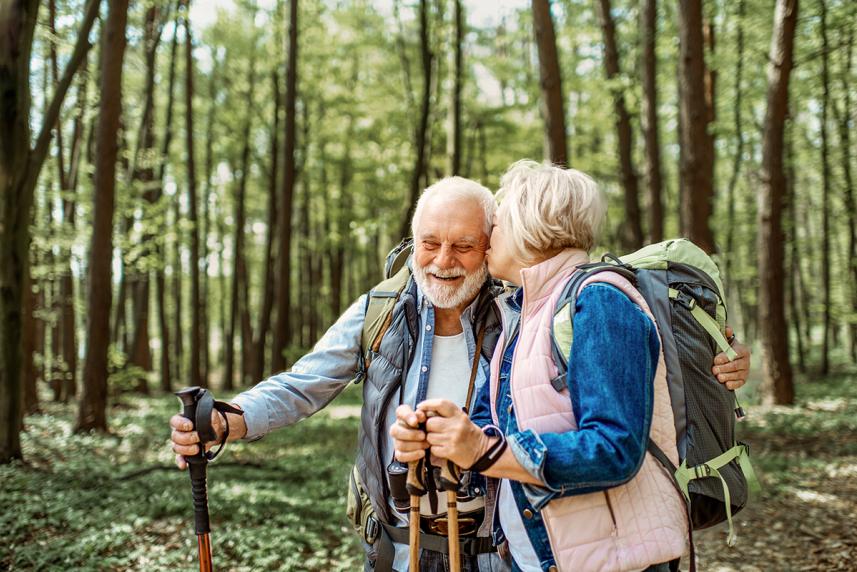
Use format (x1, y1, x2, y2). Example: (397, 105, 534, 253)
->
(360, 263, 412, 372)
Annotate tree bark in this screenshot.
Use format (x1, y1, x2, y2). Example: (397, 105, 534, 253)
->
(678, 0, 716, 253)
(820, 0, 832, 374)
(446, 0, 463, 176)
(399, 0, 434, 239)
(758, 0, 798, 406)
(226, 43, 257, 391)
(596, 0, 642, 250)
(201, 53, 219, 387)
(253, 70, 280, 383)
(532, 0, 567, 167)
(78, 0, 131, 432)
(725, 0, 746, 297)
(155, 7, 182, 393)
(640, 0, 664, 243)
(273, 0, 299, 372)
(183, 0, 203, 388)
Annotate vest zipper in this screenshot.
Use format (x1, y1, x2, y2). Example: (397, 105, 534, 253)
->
(603, 490, 618, 535)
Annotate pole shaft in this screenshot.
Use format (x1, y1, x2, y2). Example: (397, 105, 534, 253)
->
(197, 533, 212, 572)
(447, 495, 460, 572)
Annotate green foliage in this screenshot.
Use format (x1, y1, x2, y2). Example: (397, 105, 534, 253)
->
(1, 387, 365, 571)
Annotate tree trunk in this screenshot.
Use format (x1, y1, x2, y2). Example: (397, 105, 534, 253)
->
(446, 0, 464, 176)
(228, 32, 258, 388)
(254, 70, 280, 383)
(77, 0, 131, 432)
(597, 0, 642, 250)
(678, 0, 716, 253)
(640, 0, 664, 243)
(201, 55, 219, 388)
(183, 0, 203, 388)
(757, 0, 798, 406)
(273, 0, 299, 373)
(399, 0, 434, 239)
(786, 123, 805, 372)
(835, 19, 856, 362)
(725, 0, 746, 298)
(156, 8, 182, 393)
(532, 0, 567, 167)
(820, 0, 832, 374)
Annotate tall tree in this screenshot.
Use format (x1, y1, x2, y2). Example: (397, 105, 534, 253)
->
(254, 70, 280, 383)
(596, 0, 643, 249)
(820, 0, 832, 374)
(532, 0, 567, 167)
(640, 0, 663, 242)
(725, 0, 746, 292)
(834, 16, 856, 361)
(273, 0, 299, 373)
(678, 0, 716, 253)
(399, 0, 434, 238)
(77, 0, 131, 431)
(1, 0, 99, 461)
(758, 0, 798, 405)
(183, 0, 203, 388)
(446, 0, 464, 176)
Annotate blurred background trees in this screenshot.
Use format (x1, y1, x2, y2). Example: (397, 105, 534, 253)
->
(2, 0, 856, 459)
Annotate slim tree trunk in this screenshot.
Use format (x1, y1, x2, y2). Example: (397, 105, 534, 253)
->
(183, 0, 202, 388)
(77, 0, 131, 432)
(156, 7, 182, 393)
(820, 0, 832, 374)
(446, 0, 463, 176)
(201, 55, 219, 387)
(786, 123, 805, 372)
(758, 0, 798, 406)
(835, 20, 856, 362)
(399, 0, 434, 239)
(678, 0, 716, 253)
(532, 0, 567, 167)
(253, 71, 280, 383)
(725, 0, 746, 296)
(640, 0, 664, 243)
(597, 0, 643, 250)
(273, 0, 299, 372)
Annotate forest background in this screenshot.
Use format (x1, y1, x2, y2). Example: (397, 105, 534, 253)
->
(1, 0, 856, 569)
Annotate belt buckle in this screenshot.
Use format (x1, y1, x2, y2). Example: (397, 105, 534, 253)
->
(427, 517, 478, 537)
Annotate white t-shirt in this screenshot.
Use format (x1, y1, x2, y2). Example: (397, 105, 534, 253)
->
(499, 479, 542, 571)
(420, 332, 486, 517)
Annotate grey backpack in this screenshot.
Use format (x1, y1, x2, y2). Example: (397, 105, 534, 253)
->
(550, 239, 759, 551)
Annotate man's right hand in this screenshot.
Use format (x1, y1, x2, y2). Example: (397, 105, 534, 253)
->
(170, 403, 248, 470)
(390, 404, 430, 464)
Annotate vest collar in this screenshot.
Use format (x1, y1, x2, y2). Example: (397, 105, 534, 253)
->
(518, 248, 590, 309)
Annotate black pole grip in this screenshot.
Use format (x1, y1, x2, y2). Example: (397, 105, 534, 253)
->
(189, 462, 211, 534)
(175, 386, 206, 462)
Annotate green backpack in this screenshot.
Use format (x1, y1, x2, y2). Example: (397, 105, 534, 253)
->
(550, 239, 760, 549)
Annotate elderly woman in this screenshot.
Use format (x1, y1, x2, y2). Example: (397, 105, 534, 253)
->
(393, 161, 688, 571)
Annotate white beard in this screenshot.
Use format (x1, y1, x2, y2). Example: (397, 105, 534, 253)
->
(413, 261, 488, 309)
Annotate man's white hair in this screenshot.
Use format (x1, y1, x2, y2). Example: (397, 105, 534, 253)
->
(496, 160, 606, 264)
(410, 176, 496, 238)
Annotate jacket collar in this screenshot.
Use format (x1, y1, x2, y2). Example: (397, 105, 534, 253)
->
(518, 248, 590, 309)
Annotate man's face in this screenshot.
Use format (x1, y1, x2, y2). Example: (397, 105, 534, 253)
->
(412, 197, 490, 309)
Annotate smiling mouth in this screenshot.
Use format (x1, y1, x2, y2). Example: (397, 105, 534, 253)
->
(431, 274, 463, 282)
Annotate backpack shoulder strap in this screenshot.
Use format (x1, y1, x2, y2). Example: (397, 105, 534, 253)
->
(360, 263, 412, 371)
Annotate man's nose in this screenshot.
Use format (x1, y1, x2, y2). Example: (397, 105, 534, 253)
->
(435, 244, 456, 268)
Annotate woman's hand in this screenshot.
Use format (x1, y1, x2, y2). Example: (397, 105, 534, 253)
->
(417, 399, 490, 469)
(390, 404, 429, 463)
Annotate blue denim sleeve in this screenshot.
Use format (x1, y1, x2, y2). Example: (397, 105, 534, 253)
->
(469, 373, 494, 429)
(505, 284, 659, 497)
(231, 295, 366, 440)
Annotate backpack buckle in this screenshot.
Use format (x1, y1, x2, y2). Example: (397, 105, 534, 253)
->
(674, 291, 697, 311)
(693, 464, 712, 479)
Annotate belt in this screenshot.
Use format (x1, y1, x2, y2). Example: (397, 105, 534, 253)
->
(381, 521, 495, 556)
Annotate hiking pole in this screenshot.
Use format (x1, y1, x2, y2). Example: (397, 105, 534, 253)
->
(438, 461, 461, 572)
(175, 386, 243, 572)
(406, 460, 421, 571)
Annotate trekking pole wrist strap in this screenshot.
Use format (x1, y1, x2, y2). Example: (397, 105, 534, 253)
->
(470, 425, 506, 473)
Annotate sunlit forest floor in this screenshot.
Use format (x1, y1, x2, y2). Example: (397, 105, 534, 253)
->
(2, 367, 856, 571)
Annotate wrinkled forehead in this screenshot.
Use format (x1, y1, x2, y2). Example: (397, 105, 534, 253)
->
(415, 196, 489, 242)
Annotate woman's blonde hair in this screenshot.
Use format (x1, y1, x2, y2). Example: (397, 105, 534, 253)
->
(496, 160, 606, 264)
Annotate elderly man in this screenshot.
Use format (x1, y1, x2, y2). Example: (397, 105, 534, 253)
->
(170, 177, 751, 572)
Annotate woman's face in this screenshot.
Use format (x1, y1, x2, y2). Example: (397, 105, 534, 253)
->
(486, 203, 521, 284)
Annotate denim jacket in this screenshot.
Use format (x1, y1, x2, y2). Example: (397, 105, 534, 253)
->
(470, 285, 660, 570)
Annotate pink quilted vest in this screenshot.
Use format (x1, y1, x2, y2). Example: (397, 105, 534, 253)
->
(490, 249, 687, 571)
